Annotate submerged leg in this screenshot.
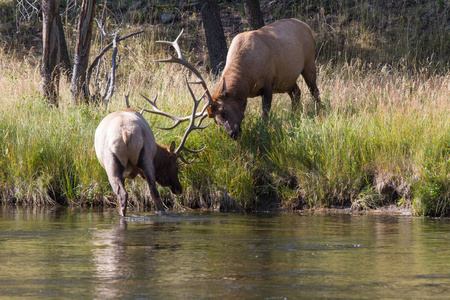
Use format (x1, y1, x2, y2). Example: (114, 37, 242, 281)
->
(112, 176, 128, 217)
(104, 155, 128, 216)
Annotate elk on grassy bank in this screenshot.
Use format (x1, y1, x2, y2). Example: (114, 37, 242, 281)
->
(94, 87, 210, 216)
(207, 18, 322, 139)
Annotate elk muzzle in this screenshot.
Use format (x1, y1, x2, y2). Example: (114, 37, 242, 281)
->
(218, 117, 242, 140)
(230, 125, 242, 140)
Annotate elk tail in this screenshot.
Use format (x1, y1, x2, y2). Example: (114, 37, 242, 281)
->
(122, 130, 131, 146)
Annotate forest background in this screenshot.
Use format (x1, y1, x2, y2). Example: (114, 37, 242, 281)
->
(0, 0, 449, 216)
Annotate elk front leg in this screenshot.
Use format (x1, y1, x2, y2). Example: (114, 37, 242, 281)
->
(149, 186, 166, 212)
(141, 167, 166, 212)
(261, 86, 273, 120)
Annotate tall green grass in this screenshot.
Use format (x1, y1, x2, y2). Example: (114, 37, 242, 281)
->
(0, 95, 104, 205)
(1, 49, 449, 215)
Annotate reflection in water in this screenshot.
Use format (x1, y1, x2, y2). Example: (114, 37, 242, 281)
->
(91, 218, 127, 299)
(1, 206, 450, 299)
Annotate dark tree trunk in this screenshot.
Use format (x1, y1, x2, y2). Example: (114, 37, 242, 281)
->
(58, 17, 72, 80)
(41, 0, 61, 107)
(243, 0, 265, 30)
(200, 0, 227, 76)
(70, 0, 96, 105)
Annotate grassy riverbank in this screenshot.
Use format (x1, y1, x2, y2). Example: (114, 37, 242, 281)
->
(0, 0, 449, 216)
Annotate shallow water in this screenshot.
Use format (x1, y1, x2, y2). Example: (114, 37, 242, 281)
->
(1, 206, 449, 299)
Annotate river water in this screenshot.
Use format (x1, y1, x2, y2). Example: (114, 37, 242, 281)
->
(0, 206, 449, 299)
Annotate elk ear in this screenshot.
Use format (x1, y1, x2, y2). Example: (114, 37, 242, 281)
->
(221, 79, 227, 97)
(207, 102, 218, 117)
(169, 141, 176, 154)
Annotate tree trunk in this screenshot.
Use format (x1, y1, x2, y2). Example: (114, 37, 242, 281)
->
(71, 0, 96, 105)
(200, 0, 228, 76)
(243, 0, 265, 30)
(41, 0, 61, 107)
(58, 17, 72, 80)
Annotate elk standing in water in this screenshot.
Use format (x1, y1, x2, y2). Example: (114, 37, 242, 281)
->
(206, 18, 322, 139)
(95, 87, 210, 216)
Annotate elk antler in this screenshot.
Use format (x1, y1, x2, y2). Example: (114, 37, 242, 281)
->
(155, 29, 215, 107)
(125, 92, 131, 108)
(140, 93, 206, 130)
(140, 76, 210, 163)
(136, 29, 217, 163)
(174, 76, 210, 155)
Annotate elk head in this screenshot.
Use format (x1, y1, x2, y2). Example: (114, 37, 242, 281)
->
(208, 79, 246, 140)
(155, 30, 246, 140)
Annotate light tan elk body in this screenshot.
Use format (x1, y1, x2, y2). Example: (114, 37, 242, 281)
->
(95, 85, 209, 216)
(207, 18, 322, 139)
(95, 108, 175, 216)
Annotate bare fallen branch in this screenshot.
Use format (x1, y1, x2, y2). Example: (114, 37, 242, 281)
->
(86, 30, 144, 101)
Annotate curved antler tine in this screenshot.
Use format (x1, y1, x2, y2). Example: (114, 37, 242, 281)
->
(182, 145, 207, 154)
(178, 154, 194, 165)
(143, 93, 158, 106)
(125, 92, 131, 108)
(140, 93, 194, 129)
(177, 144, 207, 165)
(154, 29, 214, 106)
(153, 124, 181, 130)
(198, 91, 211, 115)
(195, 121, 211, 131)
(183, 76, 211, 130)
(139, 93, 158, 110)
(184, 75, 199, 106)
(195, 113, 211, 129)
(174, 28, 184, 43)
(155, 29, 184, 56)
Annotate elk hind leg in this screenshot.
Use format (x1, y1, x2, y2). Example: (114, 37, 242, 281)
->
(105, 157, 128, 216)
(288, 84, 301, 112)
(301, 62, 322, 110)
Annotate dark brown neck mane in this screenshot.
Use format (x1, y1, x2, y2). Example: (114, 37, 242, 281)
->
(153, 144, 172, 179)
